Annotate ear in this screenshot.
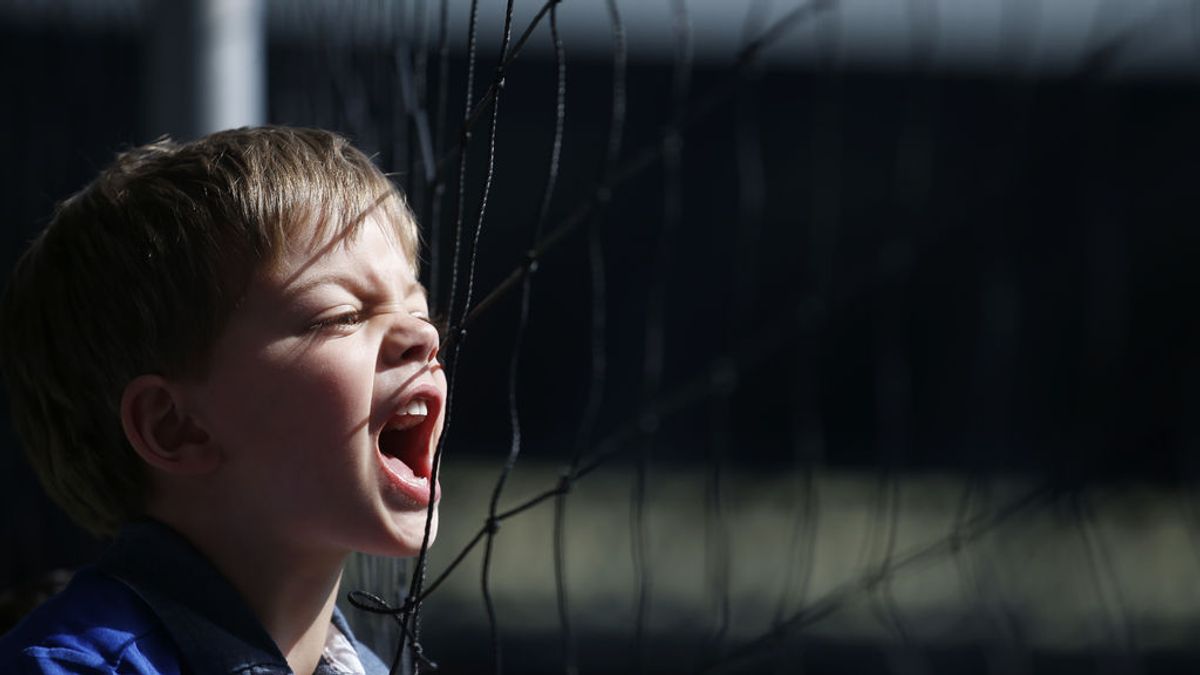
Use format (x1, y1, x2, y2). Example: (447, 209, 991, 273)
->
(120, 374, 219, 475)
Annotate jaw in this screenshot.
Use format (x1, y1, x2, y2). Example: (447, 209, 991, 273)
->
(370, 506, 439, 558)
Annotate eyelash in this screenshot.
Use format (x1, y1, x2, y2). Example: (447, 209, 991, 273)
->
(309, 311, 364, 332)
(309, 310, 441, 334)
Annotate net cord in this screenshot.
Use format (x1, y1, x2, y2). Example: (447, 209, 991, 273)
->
(700, 485, 1057, 674)
(348, 1, 1186, 672)
(441, 0, 835, 353)
(355, 2, 836, 670)
(553, 1, 625, 671)
(393, 0, 488, 669)
(478, 2, 564, 673)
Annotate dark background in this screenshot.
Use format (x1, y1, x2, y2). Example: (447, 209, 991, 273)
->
(3, 7, 1200, 673)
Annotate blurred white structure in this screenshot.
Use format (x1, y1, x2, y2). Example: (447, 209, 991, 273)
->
(146, 0, 265, 139)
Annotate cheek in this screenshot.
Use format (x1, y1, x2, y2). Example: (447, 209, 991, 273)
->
(207, 346, 374, 459)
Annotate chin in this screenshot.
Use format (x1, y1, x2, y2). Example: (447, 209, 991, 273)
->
(372, 507, 439, 558)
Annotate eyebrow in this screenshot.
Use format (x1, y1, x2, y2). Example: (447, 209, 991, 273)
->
(283, 273, 428, 302)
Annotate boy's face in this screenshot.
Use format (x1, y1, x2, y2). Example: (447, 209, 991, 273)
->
(183, 212, 446, 558)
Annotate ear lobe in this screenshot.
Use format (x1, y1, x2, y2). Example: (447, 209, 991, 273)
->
(120, 375, 219, 475)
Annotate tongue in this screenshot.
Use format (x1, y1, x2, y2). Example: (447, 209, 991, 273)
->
(380, 427, 426, 478)
(381, 452, 419, 480)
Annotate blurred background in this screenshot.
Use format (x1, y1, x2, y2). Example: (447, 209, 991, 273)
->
(3, 0, 1200, 673)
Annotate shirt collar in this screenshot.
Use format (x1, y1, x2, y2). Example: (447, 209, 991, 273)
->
(98, 519, 369, 674)
(321, 619, 367, 675)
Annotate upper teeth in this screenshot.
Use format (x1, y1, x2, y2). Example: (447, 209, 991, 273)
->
(401, 399, 428, 416)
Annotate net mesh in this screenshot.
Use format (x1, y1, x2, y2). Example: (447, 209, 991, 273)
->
(262, 0, 1200, 672)
(3, 0, 1193, 673)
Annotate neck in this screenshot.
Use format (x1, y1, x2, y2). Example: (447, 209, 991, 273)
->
(150, 504, 347, 675)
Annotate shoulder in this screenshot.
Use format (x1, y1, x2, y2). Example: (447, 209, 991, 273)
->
(0, 567, 182, 675)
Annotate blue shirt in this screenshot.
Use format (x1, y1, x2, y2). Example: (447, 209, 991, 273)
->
(0, 521, 397, 674)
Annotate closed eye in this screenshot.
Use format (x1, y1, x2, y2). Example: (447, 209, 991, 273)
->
(309, 311, 364, 332)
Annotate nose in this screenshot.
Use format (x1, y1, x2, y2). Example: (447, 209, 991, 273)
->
(381, 312, 440, 369)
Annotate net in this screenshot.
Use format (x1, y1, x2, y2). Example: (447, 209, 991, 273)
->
(7, 1, 1200, 672)
(254, 0, 1200, 673)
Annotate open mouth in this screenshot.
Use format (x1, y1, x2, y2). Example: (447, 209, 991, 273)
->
(377, 394, 440, 504)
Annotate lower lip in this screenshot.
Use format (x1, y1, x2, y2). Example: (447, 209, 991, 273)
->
(379, 452, 442, 507)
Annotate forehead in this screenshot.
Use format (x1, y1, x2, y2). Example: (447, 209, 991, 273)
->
(263, 213, 420, 297)
(266, 189, 418, 269)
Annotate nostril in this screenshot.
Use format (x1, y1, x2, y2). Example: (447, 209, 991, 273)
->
(401, 343, 428, 363)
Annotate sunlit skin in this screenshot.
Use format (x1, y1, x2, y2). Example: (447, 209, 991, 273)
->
(135, 213, 446, 674)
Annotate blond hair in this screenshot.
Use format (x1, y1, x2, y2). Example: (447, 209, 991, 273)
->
(0, 127, 417, 536)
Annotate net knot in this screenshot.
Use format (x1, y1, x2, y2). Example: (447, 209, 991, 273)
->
(557, 472, 573, 495)
(947, 527, 966, 553)
(400, 595, 419, 616)
(864, 566, 889, 590)
(524, 250, 539, 273)
(485, 516, 501, 535)
(411, 641, 440, 672)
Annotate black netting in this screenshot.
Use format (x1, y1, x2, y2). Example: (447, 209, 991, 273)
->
(6, 1, 1200, 673)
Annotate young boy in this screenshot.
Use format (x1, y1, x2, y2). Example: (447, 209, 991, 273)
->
(0, 127, 446, 674)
